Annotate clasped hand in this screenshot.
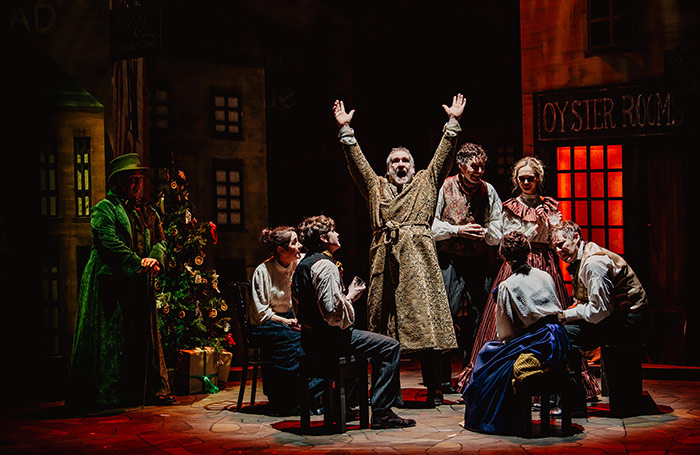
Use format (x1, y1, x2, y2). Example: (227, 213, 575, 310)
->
(139, 257, 161, 277)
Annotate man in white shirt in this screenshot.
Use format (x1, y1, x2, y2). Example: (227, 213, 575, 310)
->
(549, 220, 649, 348)
(292, 215, 415, 429)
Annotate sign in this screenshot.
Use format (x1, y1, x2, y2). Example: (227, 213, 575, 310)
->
(535, 83, 684, 141)
(110, 5, 161, 60)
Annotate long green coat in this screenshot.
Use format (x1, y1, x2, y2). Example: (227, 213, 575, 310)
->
(67, 190, 169, 410)
(340, 123, 460, 353)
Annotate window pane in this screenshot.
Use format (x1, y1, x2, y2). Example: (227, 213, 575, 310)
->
(215, 170, 227, 182)
(228, 125, 240, 134)
(215, 124, 226, 132)
(607, 145, 622, 168)
(229, 171, 240, 183)
(590, 0, 610, 19)
(230, 186, 240, 196)
(230, 212, 241, 225)
(574, 146, 588, 169)
(575, 201, 589, 226)
(608, 200, 623, 225)
(559, 200, 572, 220)
(217, 198, 228, 209)
(215, 110, 225, 121)
(590, 145, 604, 169)
(214, 96, 225, 107)
(574, 173, 588, 197)
(227, 97, 239, 108)
(609, 228, 624, 254)
(612, 0, 635, 15)
(591, 228, 606, 246)
(590, 20, 611, 47)
(591, 200, 605, 225)
(612, 16, 635, 44)
(216, 185, 227, 196)
(230, 199, 241, 210)
(590, 172, 604, 197)
(557, 147, 571, 170)
(217, 212, 228, 224)
(228, 111, 239, 122)
(608, 171, 623, 197)
(558, 173, 571, 198)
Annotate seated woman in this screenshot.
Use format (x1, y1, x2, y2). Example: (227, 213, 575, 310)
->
(462, 232, 570, 435)
(248, 226, 312, 414)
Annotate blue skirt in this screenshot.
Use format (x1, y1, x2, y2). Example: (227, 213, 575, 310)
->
(463, 320, 570, 435)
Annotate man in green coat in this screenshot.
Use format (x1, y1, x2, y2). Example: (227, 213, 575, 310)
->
(67, 153, 173, 411)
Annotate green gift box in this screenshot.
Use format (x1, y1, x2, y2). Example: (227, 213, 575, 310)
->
(175, 347, 220, 395)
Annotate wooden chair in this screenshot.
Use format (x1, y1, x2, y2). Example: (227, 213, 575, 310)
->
(299, 353, 370, 434)
(228, 281, 271, 411)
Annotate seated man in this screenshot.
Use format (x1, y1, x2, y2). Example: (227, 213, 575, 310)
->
(549, 220, 649, 385)
(463, 232, 569, 435)
(292, 215, 415, 429)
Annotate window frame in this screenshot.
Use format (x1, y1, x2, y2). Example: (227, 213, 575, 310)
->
(211, 89, 243, 140)
(213, 159, 244, 231)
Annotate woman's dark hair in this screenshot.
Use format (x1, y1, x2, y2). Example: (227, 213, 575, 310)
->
(260, 226, 296, 257)
(499, 231, 531, 266)
(297, 215, 335, 252)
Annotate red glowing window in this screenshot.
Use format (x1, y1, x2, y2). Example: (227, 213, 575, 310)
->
(556, 144, 624, 287)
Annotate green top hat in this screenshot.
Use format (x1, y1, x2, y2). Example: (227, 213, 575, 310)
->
(108, 153, 149, 184)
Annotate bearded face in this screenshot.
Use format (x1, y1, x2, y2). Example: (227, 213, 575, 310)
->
(386, 150, 415, 186)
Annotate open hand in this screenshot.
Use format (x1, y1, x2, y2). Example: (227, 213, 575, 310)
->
(442, 93, 466, 120)
(333, 100, 355, 127)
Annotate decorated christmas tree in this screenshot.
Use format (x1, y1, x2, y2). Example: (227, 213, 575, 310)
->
(155, 170, 235, 370)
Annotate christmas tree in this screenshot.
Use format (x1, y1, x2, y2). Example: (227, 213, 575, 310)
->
(155, 170, 235, 372)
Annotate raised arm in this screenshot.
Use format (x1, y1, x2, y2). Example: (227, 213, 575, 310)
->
(334, 99, 378, 199)
(427, 94, 466, 184)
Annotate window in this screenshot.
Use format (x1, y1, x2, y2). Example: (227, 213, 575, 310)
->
(40, 134, 59, 217)
(42, 240, 60, 357)
(214, 160, 243, 228)
(557, 144, 623, 287)
(153, 88, 171, 130)
(588, 0, 638, 52)
(74, 136, 92, 218)
(494, 145, 518, 177)
(212, 91, 242, 139)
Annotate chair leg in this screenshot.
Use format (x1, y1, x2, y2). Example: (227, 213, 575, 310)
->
(337, 372, 348, 433)
(323, 378, 334, 429)
(560, 391, 572, 435)
(540, 393, 551, 437)
(250, 363, 259, 406)
(300, 369, 311, 431)
(237, 359, 249, 411)
(358, 363, 370, 429)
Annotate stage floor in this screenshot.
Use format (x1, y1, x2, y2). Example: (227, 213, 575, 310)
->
(3, 358, 700, 454)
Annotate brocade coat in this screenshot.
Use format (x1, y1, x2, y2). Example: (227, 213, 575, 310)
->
(339, 122, 460, 353)
(67, 190, 170, 410)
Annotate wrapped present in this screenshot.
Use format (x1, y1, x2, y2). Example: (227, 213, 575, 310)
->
(175, 347, 220, 395)
(217, 350, 232, 384)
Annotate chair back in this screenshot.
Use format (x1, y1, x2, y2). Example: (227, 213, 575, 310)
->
(228, 281, 253, 352)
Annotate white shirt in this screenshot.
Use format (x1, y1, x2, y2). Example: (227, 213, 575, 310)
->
(431, 180, 503, 246)
(496, 266, 563, 342)
(249, 257, 298, 326)
(562, 242, 616, 324)
(309, 259, 355, 330)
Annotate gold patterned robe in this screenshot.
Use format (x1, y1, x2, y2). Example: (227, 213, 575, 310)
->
(339, 122, 460, 353)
